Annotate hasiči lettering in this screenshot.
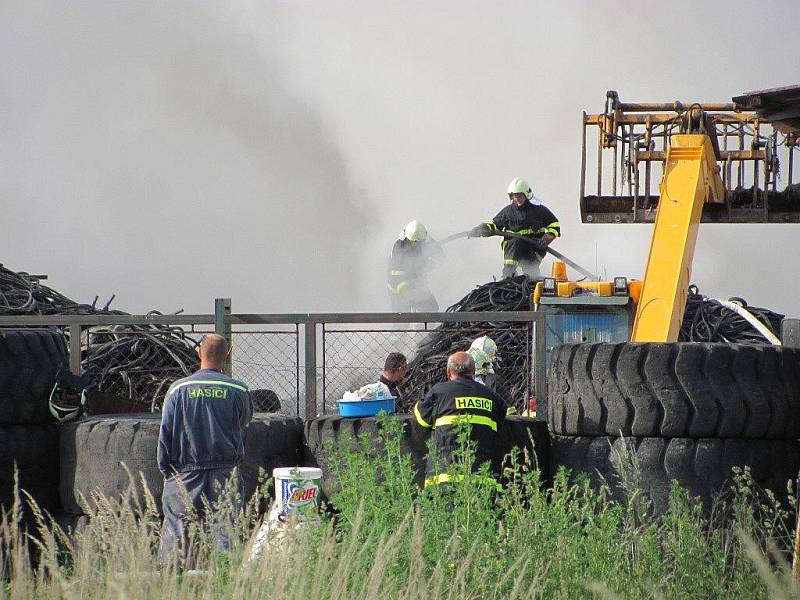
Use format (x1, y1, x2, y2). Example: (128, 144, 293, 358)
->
(454, 396, 492, 411)
(187, 387, 228, 399)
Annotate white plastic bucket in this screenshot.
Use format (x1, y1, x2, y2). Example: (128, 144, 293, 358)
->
(273, 467, 323, 521)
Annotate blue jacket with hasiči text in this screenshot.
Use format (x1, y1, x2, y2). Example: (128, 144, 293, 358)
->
(157, 368, 253, 476)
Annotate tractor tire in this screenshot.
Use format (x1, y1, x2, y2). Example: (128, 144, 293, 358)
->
(0, 328, 68, 425)
(59, 413, 162, 514)
(496, 416, 551, 485)
(53, 513, 90, 537)
(303, 414, 549, 499)
(547, 342, 800, 439)
(550, 436, 800, 514)
(238, 414, 303, 505)
(303, 414, 430, 498)
(0, 424, 60, 513)
(59, 413, 303, 514)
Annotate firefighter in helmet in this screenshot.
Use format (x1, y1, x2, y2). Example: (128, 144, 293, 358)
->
(471, 177, 560, 279)
(387, 220, 444, 312)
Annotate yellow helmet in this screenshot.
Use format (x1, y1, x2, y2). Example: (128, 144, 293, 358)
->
(403, 220, 428, 242)
(507, 177, 534, 201)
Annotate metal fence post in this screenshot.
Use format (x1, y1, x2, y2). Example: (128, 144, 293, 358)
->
(68, 322, 81, 376)
(534, 316, 547, 420)
(782, 318, 800, 348)
(214, 298, 232, 375)
(305, 320, 318, 418)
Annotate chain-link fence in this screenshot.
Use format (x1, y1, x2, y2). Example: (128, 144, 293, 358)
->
(0, 311, 546, 419)
(321, 322, 537, 414)
(231, 326, 300, 415)
(321, 325, 430, 414)
(78, 322, 302, 414)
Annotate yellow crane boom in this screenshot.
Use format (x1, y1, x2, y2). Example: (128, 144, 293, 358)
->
(631, 134, 725, 341)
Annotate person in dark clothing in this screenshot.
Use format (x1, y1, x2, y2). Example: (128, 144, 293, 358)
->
(379, 352, 408, 411)
(158, 333, 253, 564)
(413, 351, 508, 487)
(387, 220, 444, 312)
(471, 177, 560, 279)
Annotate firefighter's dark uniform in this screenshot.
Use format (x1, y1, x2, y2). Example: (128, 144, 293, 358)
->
(157, 368, 253, 562)
(485, 199, 560, 279)
(387, 238, 444, 312)
(413, 376, 508, 486)
(477, 371, 511, 404)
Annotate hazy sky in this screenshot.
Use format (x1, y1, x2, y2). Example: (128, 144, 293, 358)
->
(2, 1, 798, 316)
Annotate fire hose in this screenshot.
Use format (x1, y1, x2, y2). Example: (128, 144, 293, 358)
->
(441, 229, 598, 280)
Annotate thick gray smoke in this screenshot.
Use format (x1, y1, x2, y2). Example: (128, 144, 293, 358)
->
(2, 1, 799, 316)
(1, 3, 371, 313)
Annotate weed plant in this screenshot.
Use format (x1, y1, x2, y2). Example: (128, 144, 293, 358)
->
(1, 415, 799, 598)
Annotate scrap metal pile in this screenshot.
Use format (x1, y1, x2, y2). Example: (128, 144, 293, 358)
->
(398, 276, 535, 412)
(0, 264, 198, 408)
(729, 183, 800, 209)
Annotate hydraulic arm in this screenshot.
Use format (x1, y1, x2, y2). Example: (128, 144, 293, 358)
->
(631, 134, 724, 342)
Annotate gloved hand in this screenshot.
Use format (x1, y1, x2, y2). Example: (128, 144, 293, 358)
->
(469, 224, 491, 238)
(527, 237, 549, 252)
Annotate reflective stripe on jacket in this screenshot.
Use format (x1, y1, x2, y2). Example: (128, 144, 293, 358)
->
(386, 238, 443, 294)
(413, 377, 508, 481)
(486, 198, 560, 262)
(158, 369, 253, 476)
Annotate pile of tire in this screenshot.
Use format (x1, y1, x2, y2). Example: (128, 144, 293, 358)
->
(547, 342, 800, 514)
(0, 328, 67, 519)
(58, 413, 304, 521)
(303, 414, 550, 501)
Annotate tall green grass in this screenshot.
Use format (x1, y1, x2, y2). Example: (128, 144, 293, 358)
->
(2, 417, 799, 599)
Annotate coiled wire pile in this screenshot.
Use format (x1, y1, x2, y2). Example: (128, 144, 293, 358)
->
(398, 276, 535, 412)
(82, 320, 199, 409)
(1, 264, 198, 408)
(680, 285, 783, 344)
(0, 265, 125, 315)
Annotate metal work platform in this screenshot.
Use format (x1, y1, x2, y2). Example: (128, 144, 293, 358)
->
(580, 89, 800, 224)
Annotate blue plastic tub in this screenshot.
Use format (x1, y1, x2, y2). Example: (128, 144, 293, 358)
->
(338, 397, 395, 417)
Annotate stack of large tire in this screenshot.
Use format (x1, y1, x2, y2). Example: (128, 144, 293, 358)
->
(548, 342, 800, 514)
(58, 413, 304, 520)
(0, 328, 67, 515)
(0, 329, 67, 519)
(303, 414, 550, 501)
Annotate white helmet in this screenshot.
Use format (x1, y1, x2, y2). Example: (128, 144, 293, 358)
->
(403, 220, 428, 242)
(468, 336, 498, 376)
(507, 177, 534, 201)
